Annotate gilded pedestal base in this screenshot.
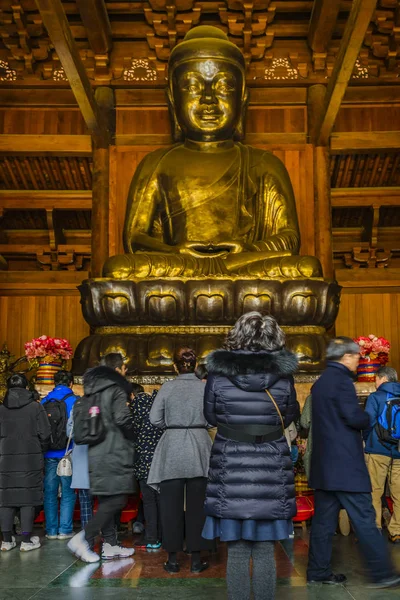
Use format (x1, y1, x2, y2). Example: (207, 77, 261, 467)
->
(74, 277, 341, 375)
(73, 327, 328, 375)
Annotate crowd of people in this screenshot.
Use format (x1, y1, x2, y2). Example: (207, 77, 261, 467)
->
(1, 312, 400, 598)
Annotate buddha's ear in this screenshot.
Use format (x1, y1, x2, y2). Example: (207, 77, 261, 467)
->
(166, 86, 184, 143)
(234, 86, 249, 141)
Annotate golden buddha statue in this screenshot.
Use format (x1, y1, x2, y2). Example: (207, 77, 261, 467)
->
(75, 26, 340, 376)
(103, 26, 322, 281)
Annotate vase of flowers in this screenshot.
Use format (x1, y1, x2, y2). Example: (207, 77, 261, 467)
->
(354, 335, 390, 382)
(24, 336, 73, 385)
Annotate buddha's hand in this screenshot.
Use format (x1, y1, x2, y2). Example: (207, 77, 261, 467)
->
(176, 241, 256, 256)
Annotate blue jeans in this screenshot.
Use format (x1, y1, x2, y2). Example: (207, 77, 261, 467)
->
(44, 458, 76, 535)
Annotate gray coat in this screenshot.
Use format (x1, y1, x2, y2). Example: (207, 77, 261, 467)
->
(67, 407, 90, 490)
(147, 373, 212, 491)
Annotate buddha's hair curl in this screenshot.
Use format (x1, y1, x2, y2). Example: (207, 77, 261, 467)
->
(225, 312, 285, 353)
(174, 346, 197, 374)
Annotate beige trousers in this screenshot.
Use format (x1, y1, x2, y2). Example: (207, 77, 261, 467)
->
(366, 453, 400, 535)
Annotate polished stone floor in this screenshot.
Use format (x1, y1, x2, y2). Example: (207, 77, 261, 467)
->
(2, 527, 400, 600)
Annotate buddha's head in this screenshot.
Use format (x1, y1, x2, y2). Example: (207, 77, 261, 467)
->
(168, 26, 247, 143)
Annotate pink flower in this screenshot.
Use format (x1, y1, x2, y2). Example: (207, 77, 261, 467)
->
(24, 336, 73, 360)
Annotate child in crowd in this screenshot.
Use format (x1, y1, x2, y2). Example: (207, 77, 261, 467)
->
(129, 384, 163, 550)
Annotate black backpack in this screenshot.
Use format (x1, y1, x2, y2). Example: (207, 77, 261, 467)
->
(43, 392, 74, 451)
(73, 392, 106, 447)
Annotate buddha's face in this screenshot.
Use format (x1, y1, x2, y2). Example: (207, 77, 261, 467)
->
(171, 58, 244, 142)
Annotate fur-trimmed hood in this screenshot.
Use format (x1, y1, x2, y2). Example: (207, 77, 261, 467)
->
(207, 348, 298, 392)
(83, 365, 133, 395)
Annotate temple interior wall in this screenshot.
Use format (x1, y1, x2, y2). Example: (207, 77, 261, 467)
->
(1, 100, 399, 374)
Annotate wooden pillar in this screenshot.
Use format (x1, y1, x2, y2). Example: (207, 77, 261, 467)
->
(308, 85, 334, 280)
(90, 87, 115, 278)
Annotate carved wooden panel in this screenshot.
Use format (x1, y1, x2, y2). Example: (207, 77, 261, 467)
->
(0, 0, 399, 85)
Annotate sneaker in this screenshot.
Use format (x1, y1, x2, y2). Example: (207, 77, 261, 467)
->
(46, 534, 58, 540)
(1, 537, 16, 552)
(132, 522, 144, 534)
(57, 533, 74, 540)
(389, 533, 400, 544)
(146, 541, 162, 550)
(67, 530, 100, 564)
(101, 543, 135, 560)
(20, 537, 41, 552)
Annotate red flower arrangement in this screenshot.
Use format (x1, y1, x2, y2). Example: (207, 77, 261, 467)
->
(354, 334, 390, 365)
(24, 335, 73, 361)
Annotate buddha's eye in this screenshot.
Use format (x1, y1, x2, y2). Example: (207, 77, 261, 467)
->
(183, 81, 202, 94)
(215, 80, 235, 94)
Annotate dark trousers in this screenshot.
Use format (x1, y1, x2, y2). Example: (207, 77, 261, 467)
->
(308, 489, 394, 583)
(84, 494, 128, 547)
(0, 506, 35, 534)
(140, 479, 161, 544)
(159, 477, 210, 553)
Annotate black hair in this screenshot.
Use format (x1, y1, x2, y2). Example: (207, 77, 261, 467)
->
(32, 389, 41, 402)
(54, 370, 74, 387)
(7, 373, 28, 389)
(225, 312, 285, 352)
(195, 363, 208, 380)
(131, 382, 144, 395)
(100, 353, 125, 370)
(174, 347, 197, 374)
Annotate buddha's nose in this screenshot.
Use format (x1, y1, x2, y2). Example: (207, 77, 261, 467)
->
(201, 83, 217, 105)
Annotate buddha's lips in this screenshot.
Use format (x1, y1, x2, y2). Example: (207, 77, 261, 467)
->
(197, 111, 221, 121)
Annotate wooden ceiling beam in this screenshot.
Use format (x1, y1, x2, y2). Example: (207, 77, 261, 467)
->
(331, 131, 400, 153)
(308, 0, 341, 54)
(75, 0, 112, 56)
(0, 135, 92, 155)
(0, 190, 92, 211)
(315, 0, 378, 146)
(35, 0, 107, 144)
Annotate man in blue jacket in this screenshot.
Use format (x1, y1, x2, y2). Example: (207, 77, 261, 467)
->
(364, 366, 400, 543)
(307, 337, 399, 589)
(42, 370, 77, 540)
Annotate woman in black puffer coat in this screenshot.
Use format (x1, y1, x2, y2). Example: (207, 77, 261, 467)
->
(0, 374, 51, 552)
(202, 312, 298, 600)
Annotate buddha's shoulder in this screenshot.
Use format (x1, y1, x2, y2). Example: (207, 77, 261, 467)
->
(135, 144, 182, 171)
(240, 143, 290, 178)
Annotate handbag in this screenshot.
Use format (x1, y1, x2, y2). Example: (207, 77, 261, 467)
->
(56, 428, 73, 477)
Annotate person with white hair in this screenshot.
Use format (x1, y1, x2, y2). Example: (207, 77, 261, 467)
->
(307, 337, 400, 589)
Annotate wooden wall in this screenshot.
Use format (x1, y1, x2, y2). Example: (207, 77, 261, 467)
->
(0, 295, 89, 361)
(335, 105, 400, 132)
(0, 109, 87, 134)
(336, 292, 400, 375)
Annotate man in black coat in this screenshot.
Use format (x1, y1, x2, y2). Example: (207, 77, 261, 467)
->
(307, 337, 400, 588)
(68, 353, 136, 563)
